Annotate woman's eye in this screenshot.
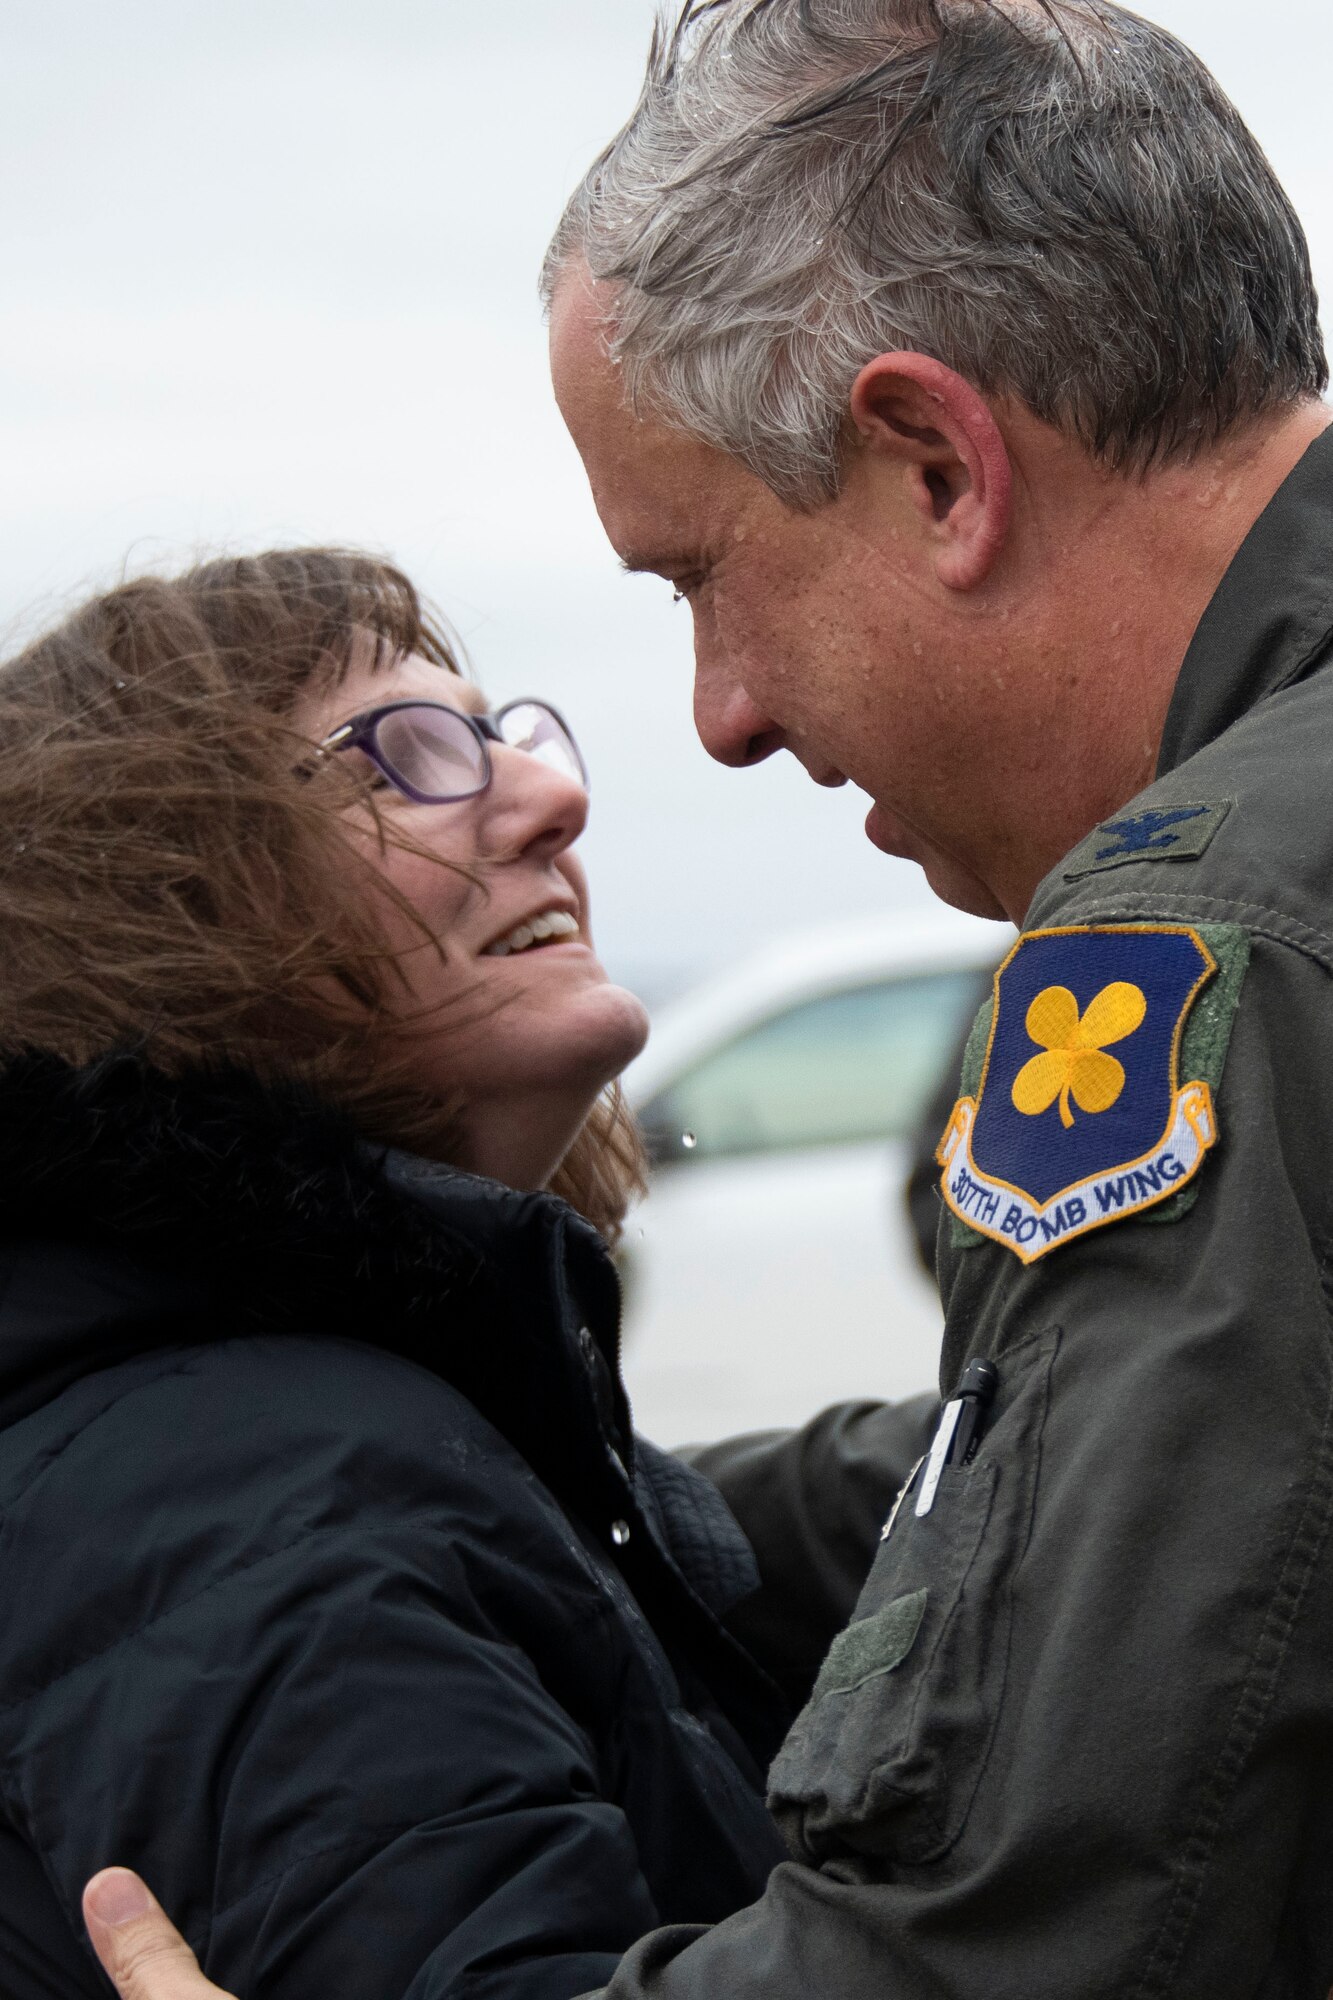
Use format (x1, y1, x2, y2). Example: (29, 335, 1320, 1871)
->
(343, 751, 389, 792)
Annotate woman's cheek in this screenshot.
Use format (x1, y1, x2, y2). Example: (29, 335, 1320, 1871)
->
(386, 847, 474, 931)
(557, 853, 591, 931)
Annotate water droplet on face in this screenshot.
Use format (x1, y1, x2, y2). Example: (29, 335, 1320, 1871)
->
(681, 1132, 697, 1151)
(114, 680, 127, 689)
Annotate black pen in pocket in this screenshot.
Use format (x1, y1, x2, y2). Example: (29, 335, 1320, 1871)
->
(913, 1357, 999, 1519)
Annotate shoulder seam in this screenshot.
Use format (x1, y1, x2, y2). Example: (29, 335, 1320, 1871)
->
(0, 1505, 554, 1721)
(0, 1521, 356, 1718)
(1042, 894, 1333, 977)
(0, 1357, 204, 1562)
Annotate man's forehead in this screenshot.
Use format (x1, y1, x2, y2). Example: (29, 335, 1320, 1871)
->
(549, 265, 747, 560)
(550, 272, 671, 472)
(548, 260, 619, 412)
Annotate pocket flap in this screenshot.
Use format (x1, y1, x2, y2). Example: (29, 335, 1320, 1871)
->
(811, 1589, 928, 1700)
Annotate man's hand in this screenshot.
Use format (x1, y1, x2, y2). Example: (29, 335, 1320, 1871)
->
(76, 1863, 1333, 2000)
(83, 1871, 236, 2000)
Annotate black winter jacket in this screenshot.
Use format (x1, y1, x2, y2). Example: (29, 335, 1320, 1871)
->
(0, 1056, 791, 2000)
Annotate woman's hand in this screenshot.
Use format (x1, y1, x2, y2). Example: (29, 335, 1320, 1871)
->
(83, 1871, 236, 2000)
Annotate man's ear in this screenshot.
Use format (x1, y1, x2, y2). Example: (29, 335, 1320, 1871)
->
(848, 352, 1012, 591)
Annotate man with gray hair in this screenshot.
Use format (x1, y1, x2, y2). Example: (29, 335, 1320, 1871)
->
(540, 0, 1333, 1993)
(76, 2, 1333, 1997)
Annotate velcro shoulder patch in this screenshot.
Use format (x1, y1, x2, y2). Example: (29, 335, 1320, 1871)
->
(1063, 800, 1231, 879)
(937, 922, 1247, 1263)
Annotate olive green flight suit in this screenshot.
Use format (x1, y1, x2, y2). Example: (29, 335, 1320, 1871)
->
(588, 426, 1333, 1997)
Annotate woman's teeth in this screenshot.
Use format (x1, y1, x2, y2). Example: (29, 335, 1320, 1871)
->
(485, 910, 580, 958)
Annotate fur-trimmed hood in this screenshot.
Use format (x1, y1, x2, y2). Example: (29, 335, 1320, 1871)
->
(0, 1050, 628, 1506)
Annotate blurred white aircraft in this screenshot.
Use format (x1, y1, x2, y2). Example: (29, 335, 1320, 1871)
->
(620, 908, 1013, 1444)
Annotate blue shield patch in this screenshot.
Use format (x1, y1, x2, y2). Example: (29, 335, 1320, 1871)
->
(938, 925, 1220, 1262)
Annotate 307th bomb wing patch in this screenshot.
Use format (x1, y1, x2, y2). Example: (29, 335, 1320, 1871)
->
(938, 925, 1225, 1263)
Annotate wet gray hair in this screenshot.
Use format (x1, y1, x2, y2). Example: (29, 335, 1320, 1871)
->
(543, 0, 1327, 507)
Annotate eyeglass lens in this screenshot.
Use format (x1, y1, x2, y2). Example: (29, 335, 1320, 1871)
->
(370, 701, 585, 802)
(375, 706, 488, 799)
(496, 702, 586, 786)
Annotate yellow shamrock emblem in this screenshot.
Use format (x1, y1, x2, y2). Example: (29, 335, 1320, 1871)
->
(1011, 982, 1147, 1130)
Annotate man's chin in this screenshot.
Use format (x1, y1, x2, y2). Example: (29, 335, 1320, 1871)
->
(864, 802, 1009, 922)
(922, 867, 1010, 923)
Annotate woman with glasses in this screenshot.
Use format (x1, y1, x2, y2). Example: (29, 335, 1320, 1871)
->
(0, 548, 794, 2000)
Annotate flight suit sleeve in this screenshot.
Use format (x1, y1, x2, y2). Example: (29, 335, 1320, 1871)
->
(579, 929, 1333, 1999)
(680, 1397, 941, 1706)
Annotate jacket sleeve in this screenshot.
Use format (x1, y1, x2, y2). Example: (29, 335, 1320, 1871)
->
(6, 1356, 663, 2000)
(577, 929, 1333, 1998)
(680, 1397, 940, 1706)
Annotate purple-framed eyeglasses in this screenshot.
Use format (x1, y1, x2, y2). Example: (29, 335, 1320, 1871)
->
(319, 698, 588, 806)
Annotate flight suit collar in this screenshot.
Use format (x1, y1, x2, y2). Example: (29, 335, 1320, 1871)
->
(1157, 420, 1333, 777)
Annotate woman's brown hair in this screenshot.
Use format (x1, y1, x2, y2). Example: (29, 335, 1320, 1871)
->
(0, 548, 645, 1241)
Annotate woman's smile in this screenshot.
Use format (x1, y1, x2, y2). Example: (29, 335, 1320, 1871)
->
(481, 907, 582, 957)
(293, 634, 649, 1189)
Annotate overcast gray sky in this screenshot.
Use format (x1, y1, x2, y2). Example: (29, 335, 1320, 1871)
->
(4, 0, 1332, 998)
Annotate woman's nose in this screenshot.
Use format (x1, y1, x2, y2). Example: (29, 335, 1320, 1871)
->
(483, 742, 589, 860)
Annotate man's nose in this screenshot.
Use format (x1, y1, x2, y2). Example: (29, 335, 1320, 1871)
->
(693, 672, 786, 770)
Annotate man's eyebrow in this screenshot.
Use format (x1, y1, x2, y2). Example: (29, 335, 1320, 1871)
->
(618, 553, 690, 578)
